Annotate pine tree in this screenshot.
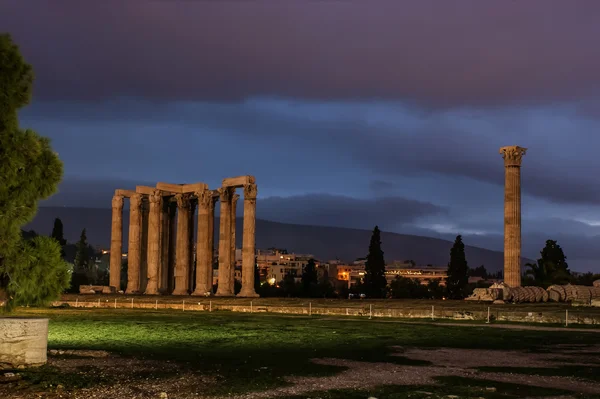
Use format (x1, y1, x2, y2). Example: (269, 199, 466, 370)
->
(0, 34, 67, 310)
(74, 229, 89, 271)
(446, 235, 469, 299)
(301, 258, 318, 294)
(525, 239, 571, 287)
(363, 226, 387, 298)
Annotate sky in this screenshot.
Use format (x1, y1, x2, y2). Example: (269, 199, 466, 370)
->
(2, 1, 600, 272)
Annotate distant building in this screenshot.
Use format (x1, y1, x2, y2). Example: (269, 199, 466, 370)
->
(336, 261, 448, 288)
(255, 248, 315, 284)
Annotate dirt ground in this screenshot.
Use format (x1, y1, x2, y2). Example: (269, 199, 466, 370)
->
(2, 344, 599, 399)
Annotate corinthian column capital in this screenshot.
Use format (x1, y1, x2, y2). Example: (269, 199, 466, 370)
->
(243, 184, 257, 201)
(196, 189, 213, 210)
(219, 187, 233, 202)
(130, 193, 143, 209)
(175, 193, 190, 209)
(112, 194, 124, 209)
(149, 189, 162, 205)
(500, 146, 527, 167)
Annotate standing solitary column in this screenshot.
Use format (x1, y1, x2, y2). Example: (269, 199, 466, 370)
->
(500, 146, 527, 288)
(173, 193, 191, 295)
(145, 189, 162, 295)
(230, 193, 239, 288)
(216, 187, 233, 296)
(192, 190, 212, 296)
(126, 193, 143, 294)
(109, 194, 124, 290)
(238, 184, 259, 297)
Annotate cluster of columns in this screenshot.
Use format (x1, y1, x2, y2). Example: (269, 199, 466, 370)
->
(108, 176, 259, 297)
(500, 146, 527, 288)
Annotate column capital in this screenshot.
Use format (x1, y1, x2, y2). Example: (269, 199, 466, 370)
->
(243, 183, 258, 200)
(130, 193, 143, 209)
(500, 146, 527, 167)
(196, 189, 213, 210)
(112, 194, 124, 209)
(232, 193, 240, 206)
(219, 187, 233, 202)
(175, 193, 191, 209)
(149, 189, 163, 204)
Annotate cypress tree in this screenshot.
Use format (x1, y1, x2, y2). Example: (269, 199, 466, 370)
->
(363, 226, 387, 298)
(51, 217, 67, 258)
(446, 235, 469, 299)
(74, 228, 89, 271)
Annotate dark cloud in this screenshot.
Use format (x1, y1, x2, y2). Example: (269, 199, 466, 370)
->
(2, 1, 600, 108)
(26, 97, 600, 206)
(45, 177, 446, 231)
(368, 180, 396, 195)
(258, 194, 446, 230)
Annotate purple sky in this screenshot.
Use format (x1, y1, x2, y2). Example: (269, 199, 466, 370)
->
(2, 1, 600, 271)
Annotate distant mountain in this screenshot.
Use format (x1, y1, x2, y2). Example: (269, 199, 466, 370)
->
(25, 206, 531, 272)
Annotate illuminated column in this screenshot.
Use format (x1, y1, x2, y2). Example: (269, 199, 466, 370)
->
(216, 187, 234, 296)
(500, 146, 527, 288)
(144, 190, 162, 295)
(238, 184, 259, 297)
(192, 189, 212, 296)
(172, 193, 191, 295)
(188, 198, 197, 293)
(109, 194, 124, 290)
(159, 199, 170, 293)
(139, 198, 149, 292)
(126, 193, 143, 294)
(206, 194, 216, 292)
(230, 193, 239, 289)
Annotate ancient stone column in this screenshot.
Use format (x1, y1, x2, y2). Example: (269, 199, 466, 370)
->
(109, 194, 124, 290)
(144, 190, 162, 295)
(216, 187, 234, 296)
(230, 193, 239, 288)
(188, 199, 197, 293)
(192, 190, 212, 296)
(167, 201, 177, 293)
(139, 198, 150, 292)
(159, 199, 170, 293)
(238, 183, 259, 297)
(206, 193, 216, 293)
(500, 146, 527, 288)
(173, 193, 191, 295)
(126, 193, 143, 294)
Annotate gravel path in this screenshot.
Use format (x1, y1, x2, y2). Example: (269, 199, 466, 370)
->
(2, 345, 599, 398)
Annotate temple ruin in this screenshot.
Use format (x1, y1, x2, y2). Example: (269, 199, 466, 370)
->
(108, 175, 259, 297)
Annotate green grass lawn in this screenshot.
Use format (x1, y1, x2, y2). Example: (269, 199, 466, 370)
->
(11, 307, 600, 397)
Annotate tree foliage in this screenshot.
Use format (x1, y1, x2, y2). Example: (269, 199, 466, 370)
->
(51, 217, 67, 258)
(363, 226, 387, 298)
(446, 235, 469, 299)
(0, 34, 66, 310)
(301, 258, 318, 294)
(4, 237, 71, 310)
(74, 228, 89, 271)
(524, 240, 571, 288)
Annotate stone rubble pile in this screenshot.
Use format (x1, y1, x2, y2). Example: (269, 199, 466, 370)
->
(466, 282, 600, 305)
